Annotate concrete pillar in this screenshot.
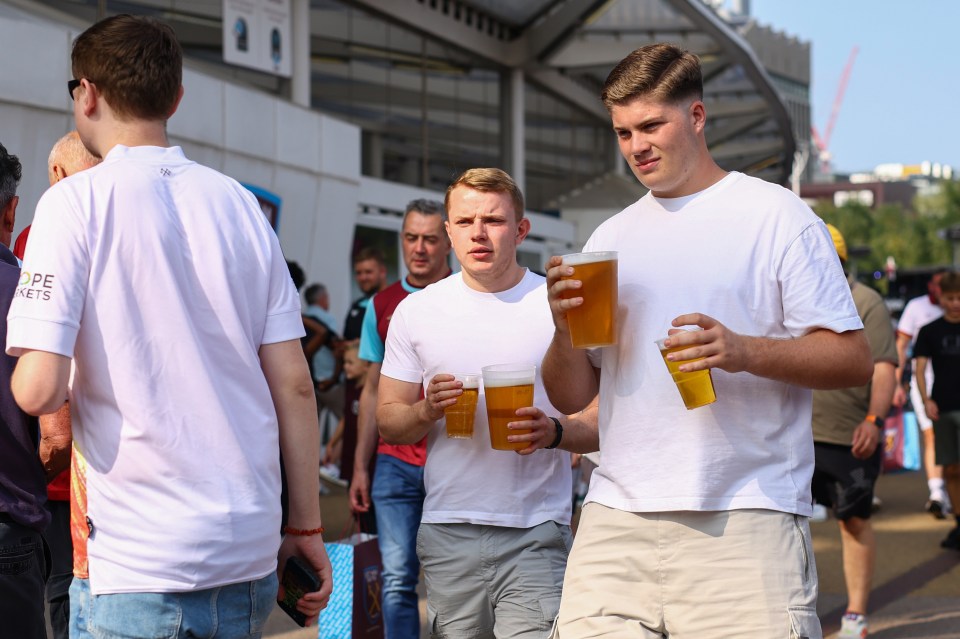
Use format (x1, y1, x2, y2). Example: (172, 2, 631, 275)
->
(500, 68, 525, 195)
(290, 0, 310, 108)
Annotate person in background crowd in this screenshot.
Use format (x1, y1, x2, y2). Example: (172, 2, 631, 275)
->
(914, 270, 960, 551)
(344, 247, 388, 341)
(895, 269, 950, 518)
(349, 199, 451, 638)
(0, 140, 49, 639)
(12, 130, 101, 639)
(811, 225, 898, 639)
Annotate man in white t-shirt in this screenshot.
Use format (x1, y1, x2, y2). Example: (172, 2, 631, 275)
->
(5, 15, 331, 637)
(894, 269, 949, 516)
(542, 44, 872, 639)
(376, 168, 598, 638)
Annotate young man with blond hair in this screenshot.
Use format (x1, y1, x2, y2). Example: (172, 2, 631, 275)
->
(543, 43, 872, 638)
(376, 168, 596, 637)
(6, 14, 331, 637)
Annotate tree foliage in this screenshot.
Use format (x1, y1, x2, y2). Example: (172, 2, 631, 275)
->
(814, 180, 960, 280)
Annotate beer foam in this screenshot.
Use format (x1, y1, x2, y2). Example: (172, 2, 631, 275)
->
(481, 364, 536, 387)
(454, 374, 480, 389)
(561, 251, 617, 266)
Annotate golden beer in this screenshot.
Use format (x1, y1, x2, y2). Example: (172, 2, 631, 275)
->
(560, 252, 618, 348)
(658, 344, 716, 410)
(481, 364, 536, 451)
(444, 374, 480, 439)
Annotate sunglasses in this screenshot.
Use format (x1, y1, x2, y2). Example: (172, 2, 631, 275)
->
(67, 78, 81, 100)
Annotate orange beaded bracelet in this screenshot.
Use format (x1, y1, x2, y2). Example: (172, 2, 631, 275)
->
(283, 525, 325, 536)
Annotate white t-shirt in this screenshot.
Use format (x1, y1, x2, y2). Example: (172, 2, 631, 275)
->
(381, 270, 572, 527)
(582, 172, 862, 517)
(897, 293, 942, 391)
(6, 145, 303, 594)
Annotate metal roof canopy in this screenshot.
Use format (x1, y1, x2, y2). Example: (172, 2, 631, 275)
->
(343, 0, 795, 185)
(24, 0, 796, 194)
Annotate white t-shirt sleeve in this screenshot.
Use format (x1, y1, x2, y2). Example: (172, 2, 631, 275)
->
(260, 232, 305, 345)
(380, 301, 423, 384)
(6, 187, 88, 357)
(779, 220, 863, 337)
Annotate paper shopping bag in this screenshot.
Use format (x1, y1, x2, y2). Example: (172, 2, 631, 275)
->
(882, 408, 921, 473)
(318, 532, 384, 639)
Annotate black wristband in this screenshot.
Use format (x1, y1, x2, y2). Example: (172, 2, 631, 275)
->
(546, 417, 563, 449)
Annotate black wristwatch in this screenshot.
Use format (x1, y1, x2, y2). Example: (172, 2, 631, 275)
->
(865, 414, 885, 429)
(546, 417, 564, 449)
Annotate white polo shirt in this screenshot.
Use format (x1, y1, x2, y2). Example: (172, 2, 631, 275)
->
(7, 145, 303, 594)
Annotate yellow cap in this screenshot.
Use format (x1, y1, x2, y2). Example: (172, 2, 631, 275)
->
(826, 223, 847, 262)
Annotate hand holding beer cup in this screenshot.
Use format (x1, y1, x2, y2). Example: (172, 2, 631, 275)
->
(656, 327, 717, 410)
(544, 255, 580, 334)
(482, 364, 536, 451)
(444, 374, 480, 439)
(559, 251, 618, 348)
(506, 407, 560, 456)
(423, 373, 466, 422)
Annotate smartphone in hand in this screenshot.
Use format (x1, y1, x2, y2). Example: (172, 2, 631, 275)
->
(278, 556, 322, 627)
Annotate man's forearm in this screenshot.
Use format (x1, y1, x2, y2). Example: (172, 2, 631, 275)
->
(868, 362, 897, 418)
(741, 329, 872, 389)
(260, 341, 323, 529)
(558, 400, 600, 454)
(39, 402, 72, 480)
(894, 333, 911, 386)
(377, 400, 435, 445)
(915, 357, 931, 403)
(542, 332, 599, 414)
(353, 374, 380, 471)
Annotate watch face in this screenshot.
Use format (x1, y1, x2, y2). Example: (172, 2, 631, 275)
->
(871, 416, 885, 428)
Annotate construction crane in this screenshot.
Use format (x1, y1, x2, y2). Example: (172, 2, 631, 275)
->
(811, 45, 859, 175)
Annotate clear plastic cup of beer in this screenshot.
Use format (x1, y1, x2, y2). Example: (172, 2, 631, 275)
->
(444, 373, 480, 439)
(655, 329, 717, 410)
(560, 251, 618, 348)
(481, 364, 535, 451)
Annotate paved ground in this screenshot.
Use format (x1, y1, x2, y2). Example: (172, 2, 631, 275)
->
(265, 469, 960, 638)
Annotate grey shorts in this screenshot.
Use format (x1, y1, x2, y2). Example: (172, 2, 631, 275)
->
(417, 520, 571, 639)
(933, 411, 960, 466)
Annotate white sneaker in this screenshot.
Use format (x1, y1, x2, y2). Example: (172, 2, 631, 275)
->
(838, 612, 867, 639)
(319, 463, 348, 487)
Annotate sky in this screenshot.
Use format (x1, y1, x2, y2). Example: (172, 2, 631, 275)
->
(744, 0, 960, 175)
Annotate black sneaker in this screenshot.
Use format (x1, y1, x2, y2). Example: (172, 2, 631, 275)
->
(926, 499, 947, 519)
(940, 527, 960, 550)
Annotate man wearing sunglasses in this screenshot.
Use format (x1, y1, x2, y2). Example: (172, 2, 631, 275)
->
(8, 14, 332, 638)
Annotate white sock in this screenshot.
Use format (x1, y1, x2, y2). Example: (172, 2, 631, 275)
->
(929, 478, 946, 502)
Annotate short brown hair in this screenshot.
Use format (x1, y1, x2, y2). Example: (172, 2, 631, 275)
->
(353, 247, 386, 267)
(72, 14, 182, 121)
(940, 271, 960, 294)
(444, 168, 524, 221)
(601, 43, 702, 110)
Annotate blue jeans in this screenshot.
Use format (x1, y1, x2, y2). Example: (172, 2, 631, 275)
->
(0, 519, 48, 639)
(70, 572, 278, 638)
(371, 453, 425, 639)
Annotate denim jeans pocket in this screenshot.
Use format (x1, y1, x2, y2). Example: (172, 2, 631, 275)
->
(89, 591, 182, 639)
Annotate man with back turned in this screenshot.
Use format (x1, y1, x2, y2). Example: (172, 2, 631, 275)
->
(6, 15, 331, 637)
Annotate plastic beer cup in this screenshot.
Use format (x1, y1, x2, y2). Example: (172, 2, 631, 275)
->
(655, 330, 717, 410)
(481, 364, 535, 451)
(560, 251, 618, 348)
(444, 374, 480, 439)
